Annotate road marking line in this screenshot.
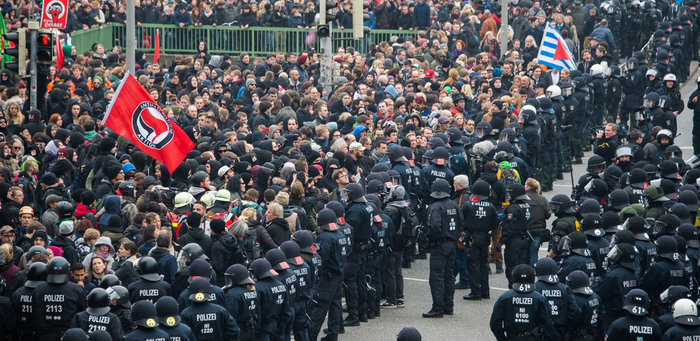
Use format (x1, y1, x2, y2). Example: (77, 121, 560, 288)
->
(405, 277, 429, 282)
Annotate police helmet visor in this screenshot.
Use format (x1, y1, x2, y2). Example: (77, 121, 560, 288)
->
(558, 236, 572, 255)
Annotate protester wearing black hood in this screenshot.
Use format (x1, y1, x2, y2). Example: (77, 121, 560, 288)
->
(210, 218, 246, 286)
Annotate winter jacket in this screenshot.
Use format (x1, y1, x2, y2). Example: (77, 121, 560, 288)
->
(266, 218, 291, 247)
(177, 227, 213, 258)
(150, 247, 178, 283)
(50, 235, 79, 265)
(211, 233, 246, 286)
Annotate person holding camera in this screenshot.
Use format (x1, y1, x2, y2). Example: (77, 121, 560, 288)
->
(593, 123, 620, 166)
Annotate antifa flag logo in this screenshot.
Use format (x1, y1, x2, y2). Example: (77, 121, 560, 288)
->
(45, 0, 66, 21)
(132, 102, 174, 150)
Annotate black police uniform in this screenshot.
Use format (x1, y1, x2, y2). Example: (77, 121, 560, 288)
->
(125, 327, 171, 341)
(71, 309, 123, 341)
(180, 297, 240, 340)
(309, 211, 345, 341)
(425, 179, 463, 316)
(254, 265, 293, 340)
(159, 323, 198, 341)
(224, 283, 260, 341)
(501, 193, 531, 287)
(128, 277, 171, 303)
(344, 188, 373, 323)
(641, 238, 690, 315)
(367, 210, 392, 317)
(269, 258, 297, 341)
(490, 265, 556, 341)
(570, 280, 605, 341)
(594, 260, 639, 330)
(32, 279, 87, 339)
(177, 283, 227, 311)
(286, 255, 311, 341)
(11, 262, 45, 340)
(606, 313, 662, 340)
(461, 184, 498, 299)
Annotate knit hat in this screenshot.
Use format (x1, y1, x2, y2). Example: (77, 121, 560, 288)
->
(105, 164, 122, 180)
(210, 218, 225, 234)
(40, 172, 58, 186)
(397, 327, 422, 341)
(59, 220, 75, 235)
(187, 212, 202, 229)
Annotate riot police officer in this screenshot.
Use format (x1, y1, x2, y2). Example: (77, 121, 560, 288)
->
(155, 296, 197, 341)
(11, 262, 46, 339)
(641, 235, 689, 316)
(502, 183, 531, 287)
(106, 285, 133, 333)
(281, 241, 312, 341)
(308, 208, 345, 341)
(490, 264, 556, 340)
(621, 57, 645, 129)
(627, 216, 657, 275)
(594, 242, 639, 332)
(343, 183, 373, 325)
(423, 179, 463, 318)
(605, 289, 662, 340)
(128, 256, 171, 303)
(125, 300, 170, 341)
(561, 81, 580, 166)
(71, 288, 123, 340)
(567, 270, 605, 340)
(559, 232, 597, 280)
(223, 264, 260, 341)
(662, 298, 700, 339)
(180, 277, 240, 340)
(656, 285, 691, 333)
(421, 146, 455, 195)
(548, 194, 580, 256)
(624, 169, 649, 207)
(172, 242, 217, 298)
(177, 258, 227, 311)
(251, 258, 292, 341)
(462, 180, 498, 301)
(265, 248, 297, 339)
(32, 256, 86, 340)
(520, 105, 541, 177)
(572, 155, 606, 201)
(580, 214, 609, 281)
(534, 257, 581, 339)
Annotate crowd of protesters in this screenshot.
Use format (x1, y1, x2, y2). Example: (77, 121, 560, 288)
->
(0, 0, 698, 339)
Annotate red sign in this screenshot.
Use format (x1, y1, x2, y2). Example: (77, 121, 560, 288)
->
(40, 0, 69, 29)
(103, 73, 195, 172)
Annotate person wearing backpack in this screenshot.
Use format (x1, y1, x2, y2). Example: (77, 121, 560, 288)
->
(383, 185, 416, 308)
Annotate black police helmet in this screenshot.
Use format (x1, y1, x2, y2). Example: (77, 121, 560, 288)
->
(655, 235, 679, 260)
(627, 216, 648, 234)
(250, 258, 277, 280)
(602, 211, 622, 233)
(655, 214, 682, 237)
(615, 243, 637, 270)
(280, 240, 302, 264)
(265, 248, 289, 270)
(25, 262, 47, 289)
(188, 277, 213, 302)
(155, 296, 181, 327)
(587, 155, 606, 173)
(98, 274, 121, 289)
(677, 223, 700, 248)
(131, 300, 159, 328)
(344, 183, 366, 203)
(624, 289, 650, 316)
(325, 201, 345, 219)
(291, 230, 316, 254)
(431, 147, 450, 165)
(579, 198, 601, 215)
(471, 180, 491, 201)
(387, 145, 406, 163)
(612, 230, 636, 246)
(550, 194, 575, 214)
(506, 183, 529, 202)
(534, 257, 559, 284)
(609, 189, 630, 211)
(46, 256, 70, 284)
(61, 328, 89, 341)
(430, 179, 451, 199)
(225, 263, 255, 286)
(317, 208, 338, 229)
(181, 243, 206, 262)
(189, 258, 212, 281)
(512, 264, 536, 288)
(106, 285, 131, 308)
(87, 288, 111, 316)
(678, 191, 699, 213)
(136, 256, 161, 282)
(629, 168, 647, 186)
(569, 231, 589, 251)
(659, 160, 681, 180)
(581, 214, 605, 238)
(566, 270, 592, 295)
(669, 203, 691, 224)
(56, 201, 75, 220)
(660, 285, 691, 304)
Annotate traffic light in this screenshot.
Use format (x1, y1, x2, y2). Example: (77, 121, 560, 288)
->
(352, 0, 370, 39)
(317, 0, 337, 38)
(3, 29, 27, 76)
(35, 30, 53, 64)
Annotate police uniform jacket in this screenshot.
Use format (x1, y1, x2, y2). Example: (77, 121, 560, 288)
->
(224, 285, 261, 328)
(71, 310, 123, 341)
(180, 301, 240, 340)
(32, 281, 86, 331)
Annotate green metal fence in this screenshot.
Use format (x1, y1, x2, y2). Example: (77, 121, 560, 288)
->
(71, 23, 419, 57)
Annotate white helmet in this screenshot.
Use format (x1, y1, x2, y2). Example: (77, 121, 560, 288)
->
(646, 69, 658, 77)
(663, 73, 677, 82)
(673, 298, 700, 326)
(174, 192, 195, 209)
(591, 64, 605, 76)
(546, 85, 561, 98)
(200, 191, 217, 210)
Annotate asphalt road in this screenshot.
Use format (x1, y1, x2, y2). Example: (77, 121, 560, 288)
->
(334, 66, 699, 340)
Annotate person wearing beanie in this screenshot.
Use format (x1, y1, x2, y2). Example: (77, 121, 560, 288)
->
(210, 218, 245, 287)
(397, 327, 422, 341)
(50, 220, 79, 264)
(178, 211, 214, 258)
(95, 162, 124, 198)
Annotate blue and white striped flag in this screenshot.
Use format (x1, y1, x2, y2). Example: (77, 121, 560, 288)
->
(536, 23, 576, 70)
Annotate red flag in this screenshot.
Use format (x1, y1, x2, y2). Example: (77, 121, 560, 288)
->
(154, 29, 160, 64)
(102, 73, 194, 172)
(55, 36, 63, 72)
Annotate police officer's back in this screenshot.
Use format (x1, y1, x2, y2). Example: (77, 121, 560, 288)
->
(251, 258, 292, 340)
(534, 257, 581, 338)
(177, 258, 227, 311)
(180, 277, 240, 340)
(580, 214, 609, 281)
(558, 232, 597, 280)
(605, 289, 662, 340)
(128, 256, 171, 303)
(281, 240, 312, 341)
(490, 264, 556, 341)
(594, 241, 639, 329)
(12, 262, 45, 339)
(641, 236, 689, 313)
(548, 194, 580, 255)
(567, 270, 605, 341)
(71, 288, 123, 341)
(155, 296, 197, 341)
(462, 180, 499, 300)
(223, 264, 261, 341)
(501, 184, 532, 286)
(32, 256, 87, 340)
(656, 285, 691, 334)
(125, 300, 171, 341)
